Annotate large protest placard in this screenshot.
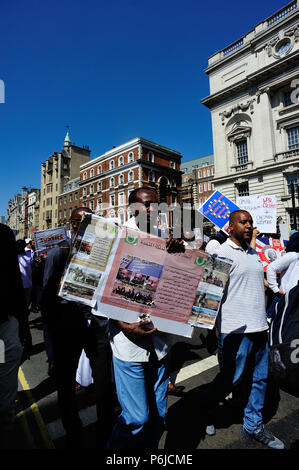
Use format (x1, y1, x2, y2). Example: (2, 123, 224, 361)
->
(34, 226, 69, 257)
(236, 195, 277, 234)
(58, 215, 120, 306)
(92, 226, 208, 336)
(198, 191, 239, 230)
(188, 255, 233, 330)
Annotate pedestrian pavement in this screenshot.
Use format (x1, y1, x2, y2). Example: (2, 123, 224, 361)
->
(10, 310, 299, 451)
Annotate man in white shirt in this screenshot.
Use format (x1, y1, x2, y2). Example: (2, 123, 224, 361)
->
(201, 210, 285, 449)
(107, 187, 184, 450)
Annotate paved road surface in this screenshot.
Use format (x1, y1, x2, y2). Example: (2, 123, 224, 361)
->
(10, 310, 299, 451)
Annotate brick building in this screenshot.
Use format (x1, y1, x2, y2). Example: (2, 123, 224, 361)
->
(181, 154, 215, 206)
(58, 177, 80, 229)
(39, 131, 90, 230)
(79, 137, 182, 225)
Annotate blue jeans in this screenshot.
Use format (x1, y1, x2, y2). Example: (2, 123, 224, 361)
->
(107, 352, 170, 449)
(204, 331, 268, 433)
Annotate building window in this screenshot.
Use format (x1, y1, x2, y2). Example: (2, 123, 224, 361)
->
(119, 174, 124, 185)
(98, 165, 102, 174)
(64, 196, 67, 204)
(128, 152, 134, 163)
(199, 184, 203, 193)
(287, 126, 299, 150)
(198, 170, 202, 178)
(83, 187, 87, 197)
(283, 91, 293, 107)
(70, 194, 73, 203)
(75, 192, 78, 200)
(97, 198, 102, 210)
(204, 183, 207, 192)
(83, 172, 87, 180)
(97, 182, 102, 191)
(207, 168, 210, 176)
(202, 169, 206, 177)
(110, 194, 115, 207)
(110, 160, 115, 170)
(69, 208, 72, 217)
(236, 139, 248, 165)
(90, 169, 94, 177)
(119, 156, 124, 166)
(83, 201, 87, 208)
(212, 167, 215, 175)
(237, 182, 249, 196)
(90, 200, 94, 211)
(149, 171, 155, 182)
(128, 171, 133, 182)
(90, 184, 94, 194)
(64, 209, 67, 218)
(110, 177, 115, 187)
(59, 198, 62, 206)
(148, 152, 154, 162)
(287, 173, 299, 194)
(119, 192, 124, 206)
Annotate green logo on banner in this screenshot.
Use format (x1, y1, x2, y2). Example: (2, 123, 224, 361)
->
(125, 234, 138, 245)
(194, 256, 207, 266)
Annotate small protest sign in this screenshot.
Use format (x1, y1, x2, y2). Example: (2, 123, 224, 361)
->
(236, 195, 277, 234)
(197, 191, 239, 230)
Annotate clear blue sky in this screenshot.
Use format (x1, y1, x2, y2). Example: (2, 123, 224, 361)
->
(0, 0, 288, 217)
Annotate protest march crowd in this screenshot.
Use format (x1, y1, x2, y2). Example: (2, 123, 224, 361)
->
(1, 186, 299, 450)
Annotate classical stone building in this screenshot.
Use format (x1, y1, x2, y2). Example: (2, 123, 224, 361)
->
(202, 1, 299, 230)
(39, 131, 90, 230)
(27, 189, 40, 238)
(7, 193, 23, 237)
(79, 137, 182, 225)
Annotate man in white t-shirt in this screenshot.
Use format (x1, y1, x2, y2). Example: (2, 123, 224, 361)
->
(107, 187, 184, 450)
(201, 210, 285, 450)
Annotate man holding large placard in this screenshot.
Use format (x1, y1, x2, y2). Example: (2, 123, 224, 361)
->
(107, 187, 184, 450)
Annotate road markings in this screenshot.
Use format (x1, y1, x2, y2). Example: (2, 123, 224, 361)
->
(175, 355, 218, 384)
(17, 356, 218, 445)
(18, 367, 55, 449)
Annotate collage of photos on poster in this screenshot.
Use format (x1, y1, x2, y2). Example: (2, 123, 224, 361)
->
(111, 254, 164, 307)
(188, 255, 232, 330)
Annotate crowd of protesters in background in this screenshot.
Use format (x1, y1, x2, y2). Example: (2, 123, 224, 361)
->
(1, 195, 298, 450)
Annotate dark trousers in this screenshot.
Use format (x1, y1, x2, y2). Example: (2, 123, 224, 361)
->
(48, 308, 114, 446)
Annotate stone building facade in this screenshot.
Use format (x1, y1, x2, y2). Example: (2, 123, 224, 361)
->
(39, 131, 90, 230)
(202, 1, 299, 230)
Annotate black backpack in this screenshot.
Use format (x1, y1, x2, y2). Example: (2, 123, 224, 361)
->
(269, 284, 299, 397)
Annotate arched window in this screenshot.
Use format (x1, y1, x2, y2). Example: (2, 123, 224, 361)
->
(98, 165, 102, 174)
(90, 169, 94, 177)
(110, 160, 115, 170)
(83, 172, 87, 180)
(128, 171, 134, 182)
(128, 152, 134, 163)
(119, 156, 124, 166)
(119, 174, 124, 185)
(110, 177, 115, 187)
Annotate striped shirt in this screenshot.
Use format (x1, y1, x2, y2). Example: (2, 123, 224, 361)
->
(215, 239, 268, 334)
